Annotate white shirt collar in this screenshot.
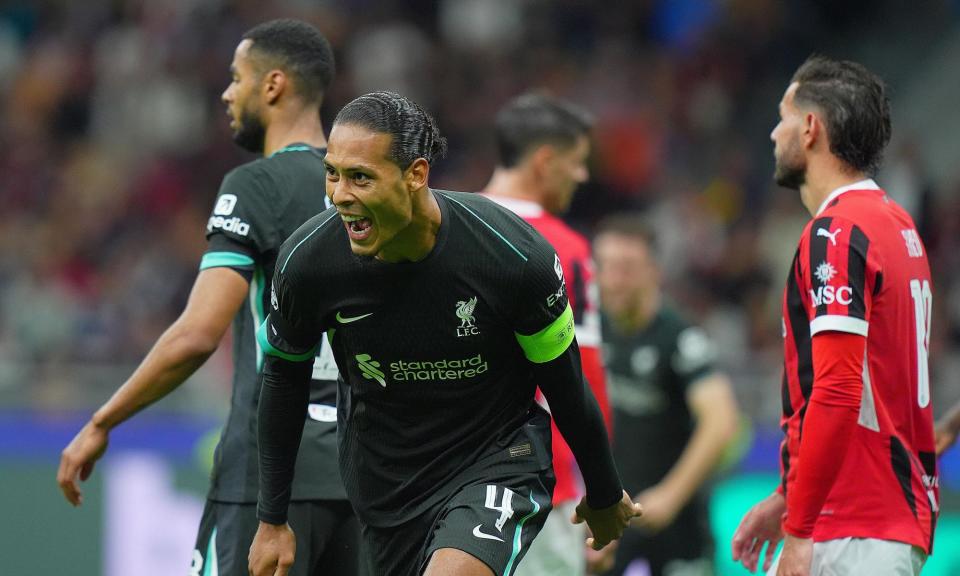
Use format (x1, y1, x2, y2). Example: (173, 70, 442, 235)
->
(482, 194, 544, 218)
(816, 178, 881, 216)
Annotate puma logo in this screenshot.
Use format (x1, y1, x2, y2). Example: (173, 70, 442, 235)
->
(817, 227, 842, 246)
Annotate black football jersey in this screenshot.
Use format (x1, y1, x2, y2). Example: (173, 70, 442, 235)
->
(262, 190, 575, 526)
(201, 144, 343, 502)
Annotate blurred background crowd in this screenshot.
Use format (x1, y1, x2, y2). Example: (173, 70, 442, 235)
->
(4, 1, 960, 574)
(3, 0, 959, 427)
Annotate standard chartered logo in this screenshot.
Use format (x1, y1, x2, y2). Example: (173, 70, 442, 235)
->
(356, 353, 491, 386)
(355, 354, 386, 387)
(391, 354, 488, 382)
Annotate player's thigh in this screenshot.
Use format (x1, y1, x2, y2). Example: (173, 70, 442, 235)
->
(424, 547, 495, 576)
(423, 472, 553, 576)
(361, 513, 436, 576)
(190, 500, 259, 576)
(811, 537, 926, 576)
(513, 500, 585, 576)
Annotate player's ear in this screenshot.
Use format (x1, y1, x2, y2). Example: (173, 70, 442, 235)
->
(803, 111, 821, 150)
(404, 158, 430, 192)
(530, 144, 555, 176)
(263, 69, 286, 105)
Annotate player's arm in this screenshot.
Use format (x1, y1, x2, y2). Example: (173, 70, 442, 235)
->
(57, 267, 248, 506)
(513, 241, 639, 548)
(776, 330, 863, 576)
(570, 254, 613, 432)
(250, 257, 322, 576)
(250, 335, 315, 576)
(531, 336, 640, 549)
(256, 345, 315, 525)
(784, 217, 874, 538)
(535, 336, 621, 509)
(786, 332, 868, 534)
(783, 340, 864, 544)
(635, 371, 739, 532)
(935, 401, 960, 456)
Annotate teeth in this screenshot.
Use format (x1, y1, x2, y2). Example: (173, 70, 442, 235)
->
(341, 214, 365, 223)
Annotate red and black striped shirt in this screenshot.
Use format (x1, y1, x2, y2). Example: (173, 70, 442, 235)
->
(779, 180, 937, 552)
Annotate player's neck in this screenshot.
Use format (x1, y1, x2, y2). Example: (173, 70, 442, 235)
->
(262, 107, 327, 157)
(800, 159, 868, 217)
(376, 188, 442, 263)
(614, 291, 661, 333)
(482, 168, 545, 207)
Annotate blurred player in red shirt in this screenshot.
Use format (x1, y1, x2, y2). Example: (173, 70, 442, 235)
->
(732, 56, 938, 576)
(483, 92, 612, 576)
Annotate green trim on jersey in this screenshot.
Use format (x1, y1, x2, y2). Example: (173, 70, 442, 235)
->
(199, 251, 255, 270)
(249, 266, 266, 372)
(515, 303, 575, 363)
(281, 212, 340, 274)
(269, 145, 313, 157)
(203, 526, 219, 576)
(256, 320, 319, 362)
(437, 192, 528, 261)
(503, 493, 541, 575)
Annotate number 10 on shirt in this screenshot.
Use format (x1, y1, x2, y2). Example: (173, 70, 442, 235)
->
(910, 279, 932, 408)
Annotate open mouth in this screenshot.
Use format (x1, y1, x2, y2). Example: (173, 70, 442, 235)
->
(341, 214, 373, 241)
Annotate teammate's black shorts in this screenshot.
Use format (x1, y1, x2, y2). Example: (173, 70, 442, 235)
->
(363, 470, 554, 576)
(192, 499, 361, 576)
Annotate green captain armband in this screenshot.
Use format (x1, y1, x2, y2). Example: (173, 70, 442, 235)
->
(515, 303, 575, 364)
(256, 319, 318, 362)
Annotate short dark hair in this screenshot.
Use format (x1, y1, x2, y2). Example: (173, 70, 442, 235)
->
(495, 92, 593, 168)
(594, 213, 658, 254)
(791, 55, 891, 175)
(333, 92, 448, 168)
(242, 19, 335, 105)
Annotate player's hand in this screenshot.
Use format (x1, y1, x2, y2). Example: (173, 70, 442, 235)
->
(248, 521, 296, 576)
(731, 491, 785, 573)
(572, 490, 642, 550)
(631, 484, 681, 534)
(57, 420, 110, 506)
(776, 534, 812, 576)
(584, 536, 617, 574)
(935, 420, 958, 456)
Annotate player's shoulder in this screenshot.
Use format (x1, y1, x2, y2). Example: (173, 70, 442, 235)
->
(436, 190, 549, 256)
(658, 304, 715, 365)
(439, 189, 517, 221)
(481, 193, 590, 256)
(262, 145, 326, 173)
(224, 147, 325, 189)
(657, 303, 696, 336)
(538, 215, 590, 256)
(799, 206, 867, 249)
(818, 186, 902, 226)
(219, 158, 276, 197)
(276, 205, 343, 271)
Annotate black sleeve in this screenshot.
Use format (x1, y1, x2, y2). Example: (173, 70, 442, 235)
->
(670, 325, 717, 392)
(258, 251, 325, 358)
(255, 236, 326, 524)
(204, 165, 278, 255)
(200, 235, 256, 282)
(535, 339, 623, 510)
(256, 354, 312, 524)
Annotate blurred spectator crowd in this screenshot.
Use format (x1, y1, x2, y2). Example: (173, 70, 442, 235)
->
(1, 0, 959, 423)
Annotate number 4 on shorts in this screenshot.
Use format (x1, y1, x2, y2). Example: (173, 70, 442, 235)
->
(485, 485, 516, 532)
